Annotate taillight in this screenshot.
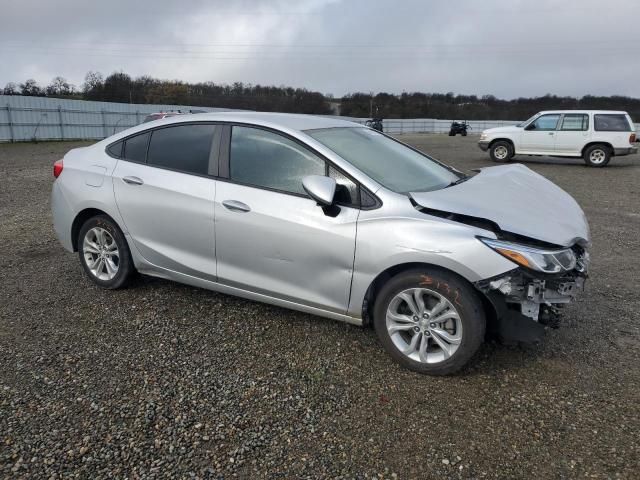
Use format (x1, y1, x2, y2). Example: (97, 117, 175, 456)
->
(53, 159, 64, 178)
(630, 133, 637, 143)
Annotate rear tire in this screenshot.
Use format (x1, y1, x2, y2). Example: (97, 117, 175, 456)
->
(373, 269, 486, 375)
(489, 140, 514, 162)
(78, 215, 134, 289)
(583, 144, 611, 167)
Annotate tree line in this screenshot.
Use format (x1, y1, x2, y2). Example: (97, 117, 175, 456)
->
(340, 92, 640, 120)
(3, 72, 640, 120)
(1, 72, 333, 115)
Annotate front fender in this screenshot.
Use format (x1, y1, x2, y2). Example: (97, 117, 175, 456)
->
(347, 215, 516, 317)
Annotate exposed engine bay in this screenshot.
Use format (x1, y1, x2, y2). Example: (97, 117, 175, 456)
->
(476, 246, 589, 342)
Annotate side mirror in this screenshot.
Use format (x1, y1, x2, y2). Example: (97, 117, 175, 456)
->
(302, 175, 336, 206)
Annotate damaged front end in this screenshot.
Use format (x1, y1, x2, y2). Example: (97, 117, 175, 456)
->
(476, 243, 589, 344)
(406, 164, 592, 344)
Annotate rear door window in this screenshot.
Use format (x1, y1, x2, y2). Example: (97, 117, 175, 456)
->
(594, 114, 632, 131)
(123, 132, 150, 163)
(560, 114, 589, 131)
(147, 124, 216, 175)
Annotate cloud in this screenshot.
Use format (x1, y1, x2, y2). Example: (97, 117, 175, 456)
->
(0, 0, 638, 98)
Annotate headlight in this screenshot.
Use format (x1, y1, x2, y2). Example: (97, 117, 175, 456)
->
(480, 238, 576, 274)
(480, 133, 488, 140)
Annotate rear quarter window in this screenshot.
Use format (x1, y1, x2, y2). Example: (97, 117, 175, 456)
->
(106, 141, 123, 158)
(123, 132, 150, 163)
(594, 114, 632, 132)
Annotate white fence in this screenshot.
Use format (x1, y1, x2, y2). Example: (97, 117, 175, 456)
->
(0, 96, 237, 142)
(363, 118, 521, 135)
(1, 95, 638, 142)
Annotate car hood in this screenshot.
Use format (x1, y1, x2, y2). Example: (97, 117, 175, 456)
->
(483, 125, 521, 134)
(410, 164, 590, 247)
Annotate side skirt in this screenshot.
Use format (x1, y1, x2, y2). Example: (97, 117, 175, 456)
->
(137, 263, 364, 327)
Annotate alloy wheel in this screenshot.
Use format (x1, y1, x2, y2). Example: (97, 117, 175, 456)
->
(386, 288, 463, 364)
(82, 227, 120, 281)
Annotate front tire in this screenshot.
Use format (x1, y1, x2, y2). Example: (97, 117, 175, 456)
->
(78, 215, 134, 289)
(489, 140, 514, 162)
(583, 144, 611, 167)
(373, 269, 486, 375)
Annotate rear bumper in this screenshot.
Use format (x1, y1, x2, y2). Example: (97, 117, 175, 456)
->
(478, 141, 490, 151)
(614, 146, 638, 156)
(51, 181, 75, 252)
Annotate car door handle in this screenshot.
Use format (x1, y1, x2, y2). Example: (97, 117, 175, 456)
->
(122, 176, 144, 185)
(222, 200, 251, 213)
(548, 132, 555, 135)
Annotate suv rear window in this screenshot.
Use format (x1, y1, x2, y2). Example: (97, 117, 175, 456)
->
(594, 114, 631, 131)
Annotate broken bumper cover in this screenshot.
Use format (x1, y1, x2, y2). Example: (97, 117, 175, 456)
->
(475, 250, 589, 343)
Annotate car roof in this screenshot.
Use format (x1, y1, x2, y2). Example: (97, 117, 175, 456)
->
(537, 110, 629, 115)
(156, 111, 356, 130)
(103, 111, 361, 144)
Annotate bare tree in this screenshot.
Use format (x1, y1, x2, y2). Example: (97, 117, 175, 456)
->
(2, 82, 18, 95)
(46, 76, 74, 96)
(19, 79, 43, 96)
(82, 71, 104, 99)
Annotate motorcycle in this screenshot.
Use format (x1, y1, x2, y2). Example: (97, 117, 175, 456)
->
(365, 118, 384, 132)
(449, 121, 471, 136)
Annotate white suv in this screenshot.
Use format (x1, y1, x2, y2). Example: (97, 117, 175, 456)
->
(479, 110, 637, 167)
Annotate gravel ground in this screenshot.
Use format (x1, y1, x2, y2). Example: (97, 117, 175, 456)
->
(1, 136, 639, 479)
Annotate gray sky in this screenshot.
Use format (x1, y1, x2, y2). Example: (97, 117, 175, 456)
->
(1, 0, 638, 98)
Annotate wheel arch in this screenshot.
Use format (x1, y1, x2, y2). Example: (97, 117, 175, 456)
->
(489, 137, 515, 149)
(71, 208, 120, 252)
(361, 262, 492, 327)
(582, 141, 613, 157)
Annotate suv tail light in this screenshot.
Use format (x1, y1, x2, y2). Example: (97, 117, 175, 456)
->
(53, 159, 64, 178)
(630, 133, 637, 143)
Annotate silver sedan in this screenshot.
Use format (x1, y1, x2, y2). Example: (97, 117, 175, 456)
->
(51, 112, 590, 375)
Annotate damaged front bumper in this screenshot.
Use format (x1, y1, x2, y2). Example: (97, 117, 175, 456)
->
(475, 250, 589, 344)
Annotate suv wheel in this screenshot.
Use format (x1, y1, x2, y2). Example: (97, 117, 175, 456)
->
(583, 144, 611, 167)
(78, 215, 134, 289)
(373, 269, 486, 375)
(489, 141, 513, 162)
